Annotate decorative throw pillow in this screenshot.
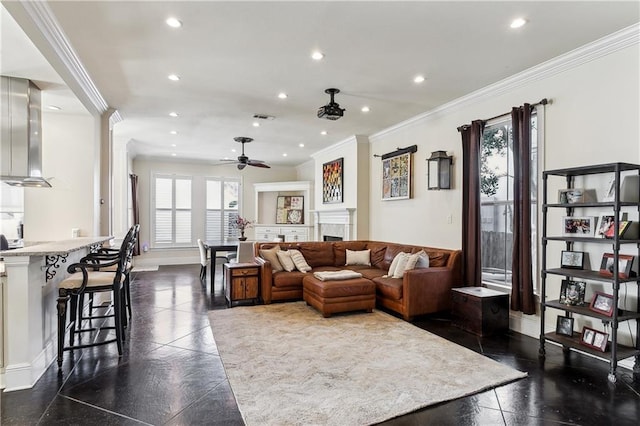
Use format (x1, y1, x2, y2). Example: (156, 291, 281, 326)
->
(345, 249, 371, 266)
(276, 250, 296, 272)
(259, 245, 283, 272)
(392, 253, 411, 278)
(405, 250, 426, 271)
(415, 251, 430, 269)
(386, 252, 409, 277)
(288, 249, 312, 272)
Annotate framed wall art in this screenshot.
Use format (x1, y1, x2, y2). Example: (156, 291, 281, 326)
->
(276, 196, 304, 224)
(322, 158, 343, 204)
(382, 152, 411, 200)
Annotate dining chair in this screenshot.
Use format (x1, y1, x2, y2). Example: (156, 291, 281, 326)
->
(197, 238, 209, 281)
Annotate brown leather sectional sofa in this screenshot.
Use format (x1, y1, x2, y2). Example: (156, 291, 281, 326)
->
(254, 240, 463, 321)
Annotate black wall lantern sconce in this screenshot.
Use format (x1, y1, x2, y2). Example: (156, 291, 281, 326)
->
(427, 150, 453, 190)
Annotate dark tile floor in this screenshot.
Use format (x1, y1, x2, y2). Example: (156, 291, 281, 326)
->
(2, 264, 639, 425)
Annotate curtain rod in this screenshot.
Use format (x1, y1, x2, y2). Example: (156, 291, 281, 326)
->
(457, 98, 549, 132)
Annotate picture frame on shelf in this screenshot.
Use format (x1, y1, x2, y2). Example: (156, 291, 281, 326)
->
(598, 253, 635, 279)
(589, 291, 616, 316)
(580, 326, 609, 352)
(596, 214, 615, 238)
(562, 216, 597, 237)
(558, 188, 595, 204)
(559, 279, 586, 306)
(555, 316, 574, 337)
(560, 250, 584, 269)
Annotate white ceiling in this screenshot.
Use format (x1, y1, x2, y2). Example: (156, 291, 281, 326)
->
(2, 1, 639, 167)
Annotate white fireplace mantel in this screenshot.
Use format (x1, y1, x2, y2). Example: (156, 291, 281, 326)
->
(311, 208, 356, 241)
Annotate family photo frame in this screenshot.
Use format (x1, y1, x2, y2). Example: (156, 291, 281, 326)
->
(598, 253, 635, 279)
(559, 279, 586, 306)
(589, 291, 616, 316)
(562, 216, 597, 237)
(580, 326, 609, 352)
(555, 315, 574, 337)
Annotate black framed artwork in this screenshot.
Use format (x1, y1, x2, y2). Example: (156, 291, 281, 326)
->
(555, 316, 574, 337)
(560, 251, 584, 269)
(323, 158, 343, 204)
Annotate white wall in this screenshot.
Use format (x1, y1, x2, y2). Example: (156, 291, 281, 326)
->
(132, 157, 297, 266)
(367, 39, 639, 250)
(310, 135, 370, 239)
(24, 111, 99, 241)
(365, 36, 640, 348)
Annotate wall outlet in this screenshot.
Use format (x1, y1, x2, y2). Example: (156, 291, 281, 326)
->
(447, 214, 453, 224)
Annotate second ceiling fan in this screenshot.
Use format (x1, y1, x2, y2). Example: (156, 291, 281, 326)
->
(221, 137, 271, 170)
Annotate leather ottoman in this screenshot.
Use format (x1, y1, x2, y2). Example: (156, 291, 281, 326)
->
(302, 275, 376, 318)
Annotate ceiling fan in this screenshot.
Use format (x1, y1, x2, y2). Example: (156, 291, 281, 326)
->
(221, 137, 271, 170)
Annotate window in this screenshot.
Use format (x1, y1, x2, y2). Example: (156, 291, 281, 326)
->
(480, 115, 538, 288)
(153, 175, 192, 247)
(205, 178, 241, 241)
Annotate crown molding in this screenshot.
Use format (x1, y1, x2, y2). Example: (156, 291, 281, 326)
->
(310, 135, 359, 159)
(20, 1, 109, 115)
(370, 23, 640, 142)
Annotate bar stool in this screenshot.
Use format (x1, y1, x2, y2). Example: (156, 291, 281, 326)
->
(56, 230, 136, 367)
(80, 224, 139, 323)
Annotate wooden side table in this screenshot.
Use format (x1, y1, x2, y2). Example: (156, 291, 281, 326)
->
(224, 262, 260, 307)
(451, 287, 509, 337)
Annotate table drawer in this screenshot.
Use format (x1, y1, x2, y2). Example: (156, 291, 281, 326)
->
(231, 267, 259, 277)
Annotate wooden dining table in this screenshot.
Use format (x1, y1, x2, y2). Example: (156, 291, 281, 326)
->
(205, 240, 238, 293)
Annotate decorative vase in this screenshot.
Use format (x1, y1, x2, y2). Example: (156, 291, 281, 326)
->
(238, 231, 247, 241)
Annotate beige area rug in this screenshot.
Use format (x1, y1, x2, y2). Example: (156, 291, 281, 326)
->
(208, 302, 526, 426)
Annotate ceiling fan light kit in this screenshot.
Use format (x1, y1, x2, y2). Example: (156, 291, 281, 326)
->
(317, 88, 345, 121)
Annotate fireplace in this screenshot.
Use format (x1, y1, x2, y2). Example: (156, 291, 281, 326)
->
(323, 235, 343, 242)
(312, 208, 356, 241)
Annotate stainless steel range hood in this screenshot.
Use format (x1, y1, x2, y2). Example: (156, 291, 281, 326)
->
(1, 76, 51, 187)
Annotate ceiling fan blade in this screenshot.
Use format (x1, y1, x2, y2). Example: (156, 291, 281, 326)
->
(220, 159, 237, 162)
(248, 161, 271, 168)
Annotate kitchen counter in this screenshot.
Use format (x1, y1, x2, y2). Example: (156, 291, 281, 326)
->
(1, 235, 112, 391)
(0, 236, 112, 257)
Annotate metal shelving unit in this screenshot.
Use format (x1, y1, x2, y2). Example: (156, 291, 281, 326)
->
(540, 162, 640, 383)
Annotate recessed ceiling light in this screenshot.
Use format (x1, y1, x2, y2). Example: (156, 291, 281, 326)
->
(171, 153, 177, 157)
(299, 143, 305, 148)
(320, 130, 327, 135)
(171, 144, 176, 147)
(510, 18, 527, 29)
(166, 17, 182, 28)
(278, 92, 288, 99)
(282, 153, 288, 157)
(413, 75, 425, 84)
(168, 74, 180, 81)
(231, 149, 237, 153)
(170, 130, 178, 135)
(361, 106, 370, 113)
(311, 51, 324, 60)
(253, 122, 260, 127)
(47, 105, 61, 110)
(169, 112, 178, 117)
